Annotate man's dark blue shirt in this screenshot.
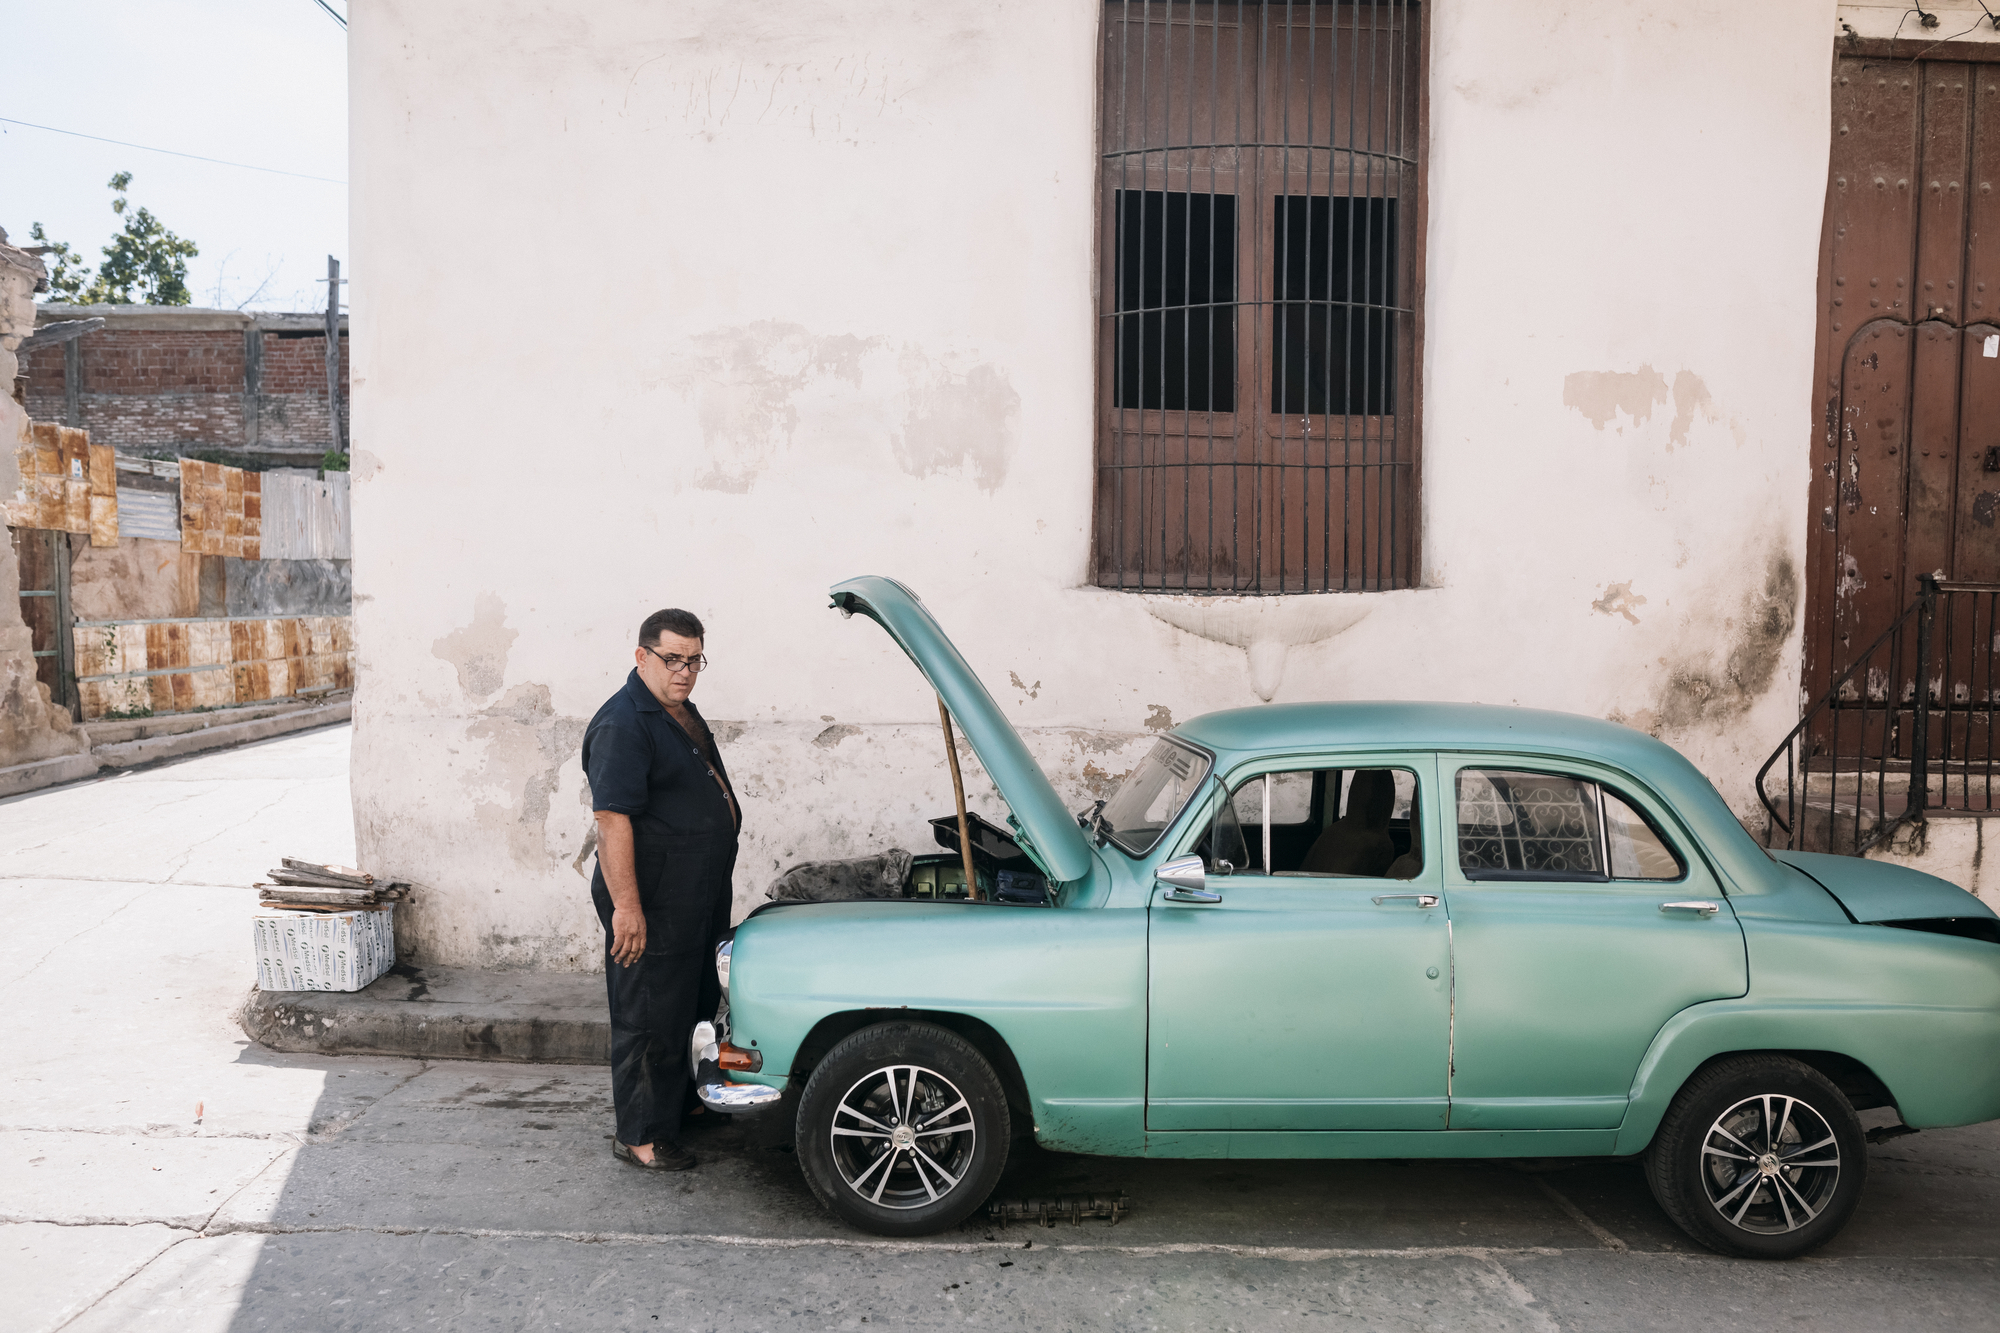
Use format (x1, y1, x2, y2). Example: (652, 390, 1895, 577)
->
(582, 669, 738, 836)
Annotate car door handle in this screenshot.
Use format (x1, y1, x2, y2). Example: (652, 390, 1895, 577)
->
(1372, 893, 1439, 908)
(1660, 900, 1721, 916)
(1163, 887, 1222, 904)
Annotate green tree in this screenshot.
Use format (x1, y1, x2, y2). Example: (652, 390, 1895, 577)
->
(31, 172, 199, 305)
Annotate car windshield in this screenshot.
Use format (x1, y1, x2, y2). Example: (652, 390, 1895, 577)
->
(1096, 738, 1210, 856)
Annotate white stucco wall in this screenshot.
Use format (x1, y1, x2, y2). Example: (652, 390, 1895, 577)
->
(350, 0, 1837, 970)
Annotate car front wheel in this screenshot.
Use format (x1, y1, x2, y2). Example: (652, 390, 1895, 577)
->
(1644, 1054, 1867, 1259)
(796, 1021, 1010, 1236)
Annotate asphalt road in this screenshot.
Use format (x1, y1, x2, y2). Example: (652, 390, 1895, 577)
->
(2, 726, 1996, 1332)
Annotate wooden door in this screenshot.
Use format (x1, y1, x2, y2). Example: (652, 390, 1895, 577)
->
(1805, 47, 2000, 713)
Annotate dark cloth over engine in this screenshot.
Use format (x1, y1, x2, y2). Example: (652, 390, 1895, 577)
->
(767, 849, 914, 903)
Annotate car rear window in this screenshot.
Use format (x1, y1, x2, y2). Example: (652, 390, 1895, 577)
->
(1456, 769, 1684, 882)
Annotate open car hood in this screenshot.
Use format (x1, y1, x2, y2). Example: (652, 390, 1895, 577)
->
(1771, 849, 1997, 924)
(830, 576, 1094, 884)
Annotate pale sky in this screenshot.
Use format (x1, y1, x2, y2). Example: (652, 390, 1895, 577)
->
(1, 0, 348, 313)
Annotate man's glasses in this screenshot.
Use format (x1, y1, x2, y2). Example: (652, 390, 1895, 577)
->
(643, 646, 708, 675)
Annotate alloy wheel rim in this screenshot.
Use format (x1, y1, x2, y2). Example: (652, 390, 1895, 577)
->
(829, 1063, 977, 1210)
(1699, 1093, 1842, 1235)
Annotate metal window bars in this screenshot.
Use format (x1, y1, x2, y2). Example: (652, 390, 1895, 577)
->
(1759, 576, 2000, 856)
(1095, 1, 1423, 594)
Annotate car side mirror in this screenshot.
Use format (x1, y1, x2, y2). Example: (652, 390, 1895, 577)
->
(1156, 854, 1221, 904)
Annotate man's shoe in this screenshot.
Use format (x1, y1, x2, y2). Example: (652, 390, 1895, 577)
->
(613, 1140, 698, 1171)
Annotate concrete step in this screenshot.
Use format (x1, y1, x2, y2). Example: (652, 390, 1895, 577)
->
(239, 962, 609, 1065)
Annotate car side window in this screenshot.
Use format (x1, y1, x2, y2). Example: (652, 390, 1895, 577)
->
(1206, 767, 1423, 880)
(1456, 769, 1684, 883)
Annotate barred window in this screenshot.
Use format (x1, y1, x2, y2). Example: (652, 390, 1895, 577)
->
(1095, 1, 1425, 593)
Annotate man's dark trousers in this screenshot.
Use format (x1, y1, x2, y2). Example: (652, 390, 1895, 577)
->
(591, 828, 737, 1150)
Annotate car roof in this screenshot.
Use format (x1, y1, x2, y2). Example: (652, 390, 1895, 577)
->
(1174, 700, 1678, 769)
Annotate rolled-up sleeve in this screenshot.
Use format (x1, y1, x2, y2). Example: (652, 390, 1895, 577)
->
(584, 719, 652, 815)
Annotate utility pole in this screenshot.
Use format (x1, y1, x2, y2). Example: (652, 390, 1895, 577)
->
(325, 255, 346, 454)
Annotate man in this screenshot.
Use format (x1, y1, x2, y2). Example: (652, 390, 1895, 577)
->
(583, 608, 740, 1171)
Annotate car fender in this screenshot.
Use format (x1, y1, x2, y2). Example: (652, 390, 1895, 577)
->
(1614, 996, 2000, 1154)
(725, 899, 1150, 1155)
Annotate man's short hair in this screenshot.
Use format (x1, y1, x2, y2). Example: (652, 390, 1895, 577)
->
(639, 608, 705, 647)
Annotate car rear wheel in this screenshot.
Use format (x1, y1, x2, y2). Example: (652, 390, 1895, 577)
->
(1644, 1054, 1867, 1259)
(796, 1022, 1010, 1236)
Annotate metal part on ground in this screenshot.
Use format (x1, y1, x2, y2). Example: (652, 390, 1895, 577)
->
(987, 1194, 1130, 1227)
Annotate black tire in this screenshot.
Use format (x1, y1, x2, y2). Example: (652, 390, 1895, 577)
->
(1644, 1054, 1867, 1259)
(795, 1022, 1010, 1236)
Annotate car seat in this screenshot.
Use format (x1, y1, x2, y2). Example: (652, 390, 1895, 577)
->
(1300, 769, 1396, 876)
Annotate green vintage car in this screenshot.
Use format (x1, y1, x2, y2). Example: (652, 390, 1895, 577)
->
(698, 576, 2000, 1258)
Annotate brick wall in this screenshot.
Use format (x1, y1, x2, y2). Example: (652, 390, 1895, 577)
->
(22, 309, 349, 457)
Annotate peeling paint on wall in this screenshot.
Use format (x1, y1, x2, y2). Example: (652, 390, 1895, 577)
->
(892, 356, 1019, 491)
(1591, 581, 1648, 625)
(1563, 365, 1669, 432)
(462, 682, 590, 880)
(432, 592, 518, 699)
(673, 321, 879, 493)
(1668, 371, 1718, 449)
(1144, 704, 1174, 732)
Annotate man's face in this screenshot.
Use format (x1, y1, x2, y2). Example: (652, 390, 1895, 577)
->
(635, 630, 704, 707)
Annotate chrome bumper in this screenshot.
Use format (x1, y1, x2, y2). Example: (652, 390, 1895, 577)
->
(689, 1018, 781, 1113)
(697, 1080, 782, 1112)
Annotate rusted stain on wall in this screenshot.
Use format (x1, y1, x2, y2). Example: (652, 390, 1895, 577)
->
(432, 592, 518, 700)
(892, 356, 1019, 491)
(5, 423, 118, 544)
(74, 614, 353, 718)
(1591, 581, 1648, 625)
(178, 458, 259, 559)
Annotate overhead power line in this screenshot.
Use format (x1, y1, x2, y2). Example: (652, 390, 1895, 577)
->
(307, 0, 348, 30)
(0, 117, 346, 186)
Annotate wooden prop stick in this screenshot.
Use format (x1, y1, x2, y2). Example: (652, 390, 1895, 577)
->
(939, 695, 980, 900)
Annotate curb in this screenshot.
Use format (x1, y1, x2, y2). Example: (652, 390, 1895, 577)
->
(95, 699, 353, 769)
(239, 962, 611, 1065)
(0, 752, 100, 798)
(0, 699, 352, 799)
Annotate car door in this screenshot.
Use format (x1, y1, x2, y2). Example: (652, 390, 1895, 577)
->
(1146, 754, 1453, 1131)
(1442, 760, 1749, 1130)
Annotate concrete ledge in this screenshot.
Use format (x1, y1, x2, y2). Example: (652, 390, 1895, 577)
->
(239, 962, 610, 1065)
(0, 752, 100, 799)
(0, 699, 353, 800)
(93, 699, 351, 770)
(78, 693, 349, 748)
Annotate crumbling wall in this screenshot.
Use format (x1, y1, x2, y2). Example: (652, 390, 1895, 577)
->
(350, 0, 1830, 971)
(0, 235, 88, 769)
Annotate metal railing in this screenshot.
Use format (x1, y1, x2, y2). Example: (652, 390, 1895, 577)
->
(1759, 576, 2000, 855)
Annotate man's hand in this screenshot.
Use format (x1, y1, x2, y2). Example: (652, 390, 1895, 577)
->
(610, 904, 647, 966)
(595, 810, 646, 967)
